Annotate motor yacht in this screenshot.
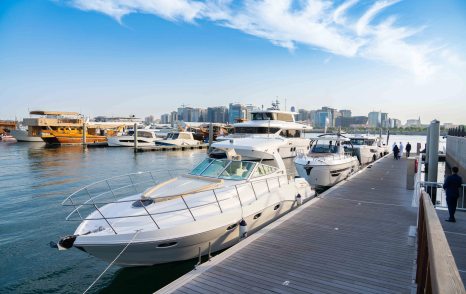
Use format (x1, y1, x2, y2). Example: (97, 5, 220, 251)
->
(56, 138, 314, 266)
(108, 130, 161, 147)
(346, 134, 388, 165)
(295, 134, 359, 189)
(215, 101, 311, 159)
(156, 131, 201, 146)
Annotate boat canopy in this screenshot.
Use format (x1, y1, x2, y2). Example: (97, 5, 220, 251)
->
(29, 110, 81, 116)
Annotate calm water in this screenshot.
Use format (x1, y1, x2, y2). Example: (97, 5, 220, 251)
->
(0, 134, 438, 293)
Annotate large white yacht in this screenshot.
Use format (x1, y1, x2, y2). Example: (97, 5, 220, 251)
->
(56, 138, 314, 266)
(216, 101, 312, 159)
(346, 134, 389, 165)
(107, 129, 161, 147)
(295, 134, 359, 189)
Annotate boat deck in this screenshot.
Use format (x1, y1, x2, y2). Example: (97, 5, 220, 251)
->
(158, 156, 420, 293)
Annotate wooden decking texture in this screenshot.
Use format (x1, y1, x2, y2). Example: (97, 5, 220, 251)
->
(160, 157, 420, 293)
(437, 208, 466, 285)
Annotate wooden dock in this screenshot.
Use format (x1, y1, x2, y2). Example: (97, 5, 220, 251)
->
(437, 209, 466, 285)
(135, 144, 209, 153)
(158, 156, 421, 293)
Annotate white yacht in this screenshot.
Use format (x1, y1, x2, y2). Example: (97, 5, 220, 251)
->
(295, 134, 359, 189)
(216, 101, 311, 159)
(107, 130, 160, 147)
(156, 131, 201, 146)
(10, 129, 43, 142)
(56, 138, 314, 266)
(346, 135, 388, 165)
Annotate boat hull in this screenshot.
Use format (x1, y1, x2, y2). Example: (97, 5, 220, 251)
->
(74, 199, 302, 266)
(107, 136, 157, 147)
(42, 135, 107, 145)
(295, 158, 359, 189)
(10, 130, 43, 142)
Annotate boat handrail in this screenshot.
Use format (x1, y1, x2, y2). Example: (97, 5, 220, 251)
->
(62, 169, 190, 205)
(62, 173, 297, 233)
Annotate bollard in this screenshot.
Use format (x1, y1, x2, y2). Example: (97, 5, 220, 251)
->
(406, 157, 416, 190)
(82, 122, 87, 146)
(427, 120, 440, 205)
(416, 142, 421, 155)
(133, 123, 138, 151)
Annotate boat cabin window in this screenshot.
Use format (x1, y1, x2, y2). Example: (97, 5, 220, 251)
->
(312, 143, 338, 153)
(252, 164, 278, 178)
(235, 127, 280, 134)
(167, 133, 179, 139)
(137, 131, 154, 138)
(350, 138, 375, 146)
(279, 130, 301, 138)
(252, 112, 275, 120)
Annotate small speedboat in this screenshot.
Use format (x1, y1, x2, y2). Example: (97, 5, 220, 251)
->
(295, 133, 360, 189)
(107, 130, 160, 147)
(55, 138, 314, 266)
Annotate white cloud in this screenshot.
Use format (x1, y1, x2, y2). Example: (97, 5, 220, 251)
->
(63, 0, 454, 78)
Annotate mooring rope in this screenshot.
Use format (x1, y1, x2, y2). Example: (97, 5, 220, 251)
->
(82, 229, 142, 294)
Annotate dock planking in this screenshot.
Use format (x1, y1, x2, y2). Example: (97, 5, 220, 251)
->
(437, 209, 466, 285)
(158, 157, 419, 294)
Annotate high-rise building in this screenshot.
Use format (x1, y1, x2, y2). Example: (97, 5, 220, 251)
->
(169, 111, 177, 125)
(160, 114, 169, 124)
(191, 108, 207, 122)
(207, 106, 228, 123)
(314, 109, 330, 128)
(340, 109, 352, 117)
(228, 103, 247, 123)
(336, 116, 368, 128)
(177, 106, 194, 122)
(381, 112, 389, 128)
(368, 111, 381, 128)
(297, 109, 310, 122)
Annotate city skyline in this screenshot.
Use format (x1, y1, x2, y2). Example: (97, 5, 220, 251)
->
(1, 0, 466, 124)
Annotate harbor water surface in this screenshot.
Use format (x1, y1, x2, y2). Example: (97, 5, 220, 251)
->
(0, 135, 437, 293)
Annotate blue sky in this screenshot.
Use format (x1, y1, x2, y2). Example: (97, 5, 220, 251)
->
(1, 0, 465, 124)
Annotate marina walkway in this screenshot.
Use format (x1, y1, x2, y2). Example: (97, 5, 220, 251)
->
(437, 209, 466, 285)
(158, 156, 419, 294)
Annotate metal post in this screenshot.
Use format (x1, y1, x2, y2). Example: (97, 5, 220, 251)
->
(208, 122, 213, 152)
(234, 186, 243, 207)
(250, 182, 258, 200)
(427, 120, 440, 205)
(212, 190, 223, 213)
(133, 123, 138, 151)
(82, 122, 87, 146)
(181, 195, 196, 221)
(424, 124, 431, 181)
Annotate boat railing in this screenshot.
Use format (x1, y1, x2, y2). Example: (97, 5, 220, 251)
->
(62, 171, 297, 234)
(417, 181, 466, 211)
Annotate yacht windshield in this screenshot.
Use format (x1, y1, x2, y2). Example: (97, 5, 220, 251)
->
(252, 112, 276, 120)
(167, 133, 179, 139)
(350, 138, 374, 146)
(190, 158, 256, 180)
(312, 143, 338, 153)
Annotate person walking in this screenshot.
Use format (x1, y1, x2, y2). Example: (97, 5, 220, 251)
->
(406, 142, 412, 157)
(393, 144, 399, 160)
(399, 142, 404, 159)
(443, 167, 463, 222)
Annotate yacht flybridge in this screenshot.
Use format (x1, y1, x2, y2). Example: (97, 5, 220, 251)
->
(216, 101, 312, 159)
(56, 137, 314, 266)
(295, 134, 359, 189)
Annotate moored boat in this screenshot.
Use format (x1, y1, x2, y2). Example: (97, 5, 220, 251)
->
(55, 137, 315, 266)
(295, 133, 360, 189)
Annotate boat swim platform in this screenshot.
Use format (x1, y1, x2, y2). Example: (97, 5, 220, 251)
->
(158, 156, 422, 294)
(135, 144, 210, 153)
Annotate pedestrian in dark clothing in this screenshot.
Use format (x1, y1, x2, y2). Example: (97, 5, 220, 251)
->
(443, 167, 463, 222)
(406, 142, 412, 157)
(393, 144, 399, 160)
